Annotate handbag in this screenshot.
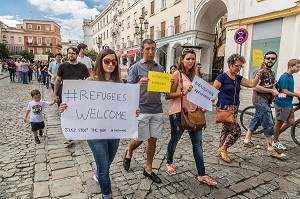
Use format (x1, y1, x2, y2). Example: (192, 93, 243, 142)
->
(215, 77, 237, 123)
(179, 72, 206, 131)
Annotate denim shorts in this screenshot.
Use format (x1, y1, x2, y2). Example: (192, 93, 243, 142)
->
(248, 102, 274, 137)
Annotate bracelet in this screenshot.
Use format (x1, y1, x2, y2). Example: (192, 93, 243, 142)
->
(256, 73, 262, 76)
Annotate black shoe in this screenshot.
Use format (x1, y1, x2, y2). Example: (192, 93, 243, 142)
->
(123, 150, 131, 171)
(39, 130, 43, 137)
(34, 137, 41, 144)
(143, 169, 162, 183)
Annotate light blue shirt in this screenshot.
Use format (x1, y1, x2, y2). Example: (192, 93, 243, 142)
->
(48, 61, 61, 84)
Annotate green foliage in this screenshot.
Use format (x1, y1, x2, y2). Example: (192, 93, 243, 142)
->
(62, 55, 68, 62)
(0, 43, 10, 59)
(20, 50, 34, 62)
(46, 51, 55, 59)
(88, 49, 98, 56)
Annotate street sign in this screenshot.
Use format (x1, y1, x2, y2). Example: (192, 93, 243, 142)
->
(234, 28, 248, 44)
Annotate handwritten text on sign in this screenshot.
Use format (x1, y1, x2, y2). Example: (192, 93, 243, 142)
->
(147, 71, 172, 93)
(187, 76, 219, 111)
(61, 80, 140, 140)
(252, 49, 263, 67)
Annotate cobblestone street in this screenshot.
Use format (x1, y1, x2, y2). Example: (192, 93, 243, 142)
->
(1, 74, 300, 199)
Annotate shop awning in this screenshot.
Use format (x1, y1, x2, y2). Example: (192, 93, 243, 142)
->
(116, 51, 124, 56)
(156, 43, 169, 51)
(217, 43, 226, 57)
(126, 48, 139, 57)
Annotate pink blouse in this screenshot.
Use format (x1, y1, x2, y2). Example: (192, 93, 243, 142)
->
(168, 73, 197, 115)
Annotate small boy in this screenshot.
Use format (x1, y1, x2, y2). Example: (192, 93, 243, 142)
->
(273, 59, 300, 149)
(24, 89, 55, 144)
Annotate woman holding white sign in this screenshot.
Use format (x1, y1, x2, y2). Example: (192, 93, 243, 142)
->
(166, 48, 217, 186)
(59, 49, 140, 199)
(213, 54, 264, 163)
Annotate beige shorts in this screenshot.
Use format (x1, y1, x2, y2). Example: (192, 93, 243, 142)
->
(275, 105, 294, 122)
(135, 113, 164, 141)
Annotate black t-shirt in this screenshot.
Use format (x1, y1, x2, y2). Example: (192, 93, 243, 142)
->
(57, 62, 89, 80)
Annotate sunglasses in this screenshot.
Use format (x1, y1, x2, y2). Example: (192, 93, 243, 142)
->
(265, 57, 276, 60)
(102, 59, 117, 66)
(233, 64, 243, 68)
(182, 48, 195, 54)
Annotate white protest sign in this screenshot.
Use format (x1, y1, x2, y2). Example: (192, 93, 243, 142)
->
(61, 80, 140, 140)
(187, 76, 219, 111)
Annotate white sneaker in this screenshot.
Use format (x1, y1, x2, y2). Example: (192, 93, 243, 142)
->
(272, 141, 287, 150)
(93, 173, 98, 182)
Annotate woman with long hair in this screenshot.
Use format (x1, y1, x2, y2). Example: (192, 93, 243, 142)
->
(166, 48, 217, 186)
(60, 48, 139, 199)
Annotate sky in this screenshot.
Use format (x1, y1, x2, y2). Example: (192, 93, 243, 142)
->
(0, 0, 110, 42)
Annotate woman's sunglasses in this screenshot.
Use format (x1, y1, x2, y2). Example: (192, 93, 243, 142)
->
(102, 59, 117, 66)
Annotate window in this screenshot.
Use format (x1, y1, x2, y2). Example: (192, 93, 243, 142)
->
(141, 7, 145, 18)
(127, 16, 130, 28)
(28, 24, 32, 30)
(151, 1, 155, 15)
(46, 48, 51, 52)
(28, 37, 33, 44)
(29, 48, 34, 53)
(46, 38, 51, 45)
(127, 0, 130, 8)
(103, 32, 105, 40)
(150, 26, 154, 40)
(18, 37, 22, 42)
(37, 37, 42, 45)
(46, 25, 50, 31)
(174, 15, 180, 34)
(100, 21, 102, 28)
(37, 25, 41, 30)
(37, 48, 43, 54)
(161, 21, 166, 38)
(10, 36, 14, 44)
(107, 15, 108, 23)
(161, 0, 166, 9)
(103, 18, 105, 26)
(98, 23, 99, 30)
(121, 20, 124, 29)
(134, 12, 137, 23)
(127, 35, 130, 41)
(107, 30, 108, 38)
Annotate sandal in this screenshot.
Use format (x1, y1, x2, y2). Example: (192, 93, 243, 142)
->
(166, 164, 177, 175)
(243, 141, 261, 149)
(217, 148, 233, 161)
(197, 175, 217, 186)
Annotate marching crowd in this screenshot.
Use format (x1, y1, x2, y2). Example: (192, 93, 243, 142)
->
(14, 39, 300, 199)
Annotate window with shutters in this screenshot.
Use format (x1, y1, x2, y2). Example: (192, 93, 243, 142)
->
(161, 21, 166, 38)
(151, 1, 155, 15)
(150, 26, 154, 40)
(174, 15, 180, 34)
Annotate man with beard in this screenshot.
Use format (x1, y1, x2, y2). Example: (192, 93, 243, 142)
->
(77, 43, 93, 74)
(243, 51, 287, 159)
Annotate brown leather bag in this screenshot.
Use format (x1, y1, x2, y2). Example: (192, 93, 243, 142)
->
(179, 72, 206, 131)
(215, 76, 237, 124)
(215, 108, 235, 123)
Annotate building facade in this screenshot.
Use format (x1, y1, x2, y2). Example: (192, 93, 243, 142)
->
(62, 40, 80, 55)
(23, 19, 62, 55)
(84, 0, 300, 90)
(0, 21, 24, 54)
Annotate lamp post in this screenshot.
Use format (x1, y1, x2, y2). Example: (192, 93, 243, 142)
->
(96, 36, 102, 52)
(134, 15, 149, 60)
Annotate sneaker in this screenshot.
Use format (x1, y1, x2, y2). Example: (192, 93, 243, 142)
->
(267, 149, 286, 159)
(93, 173, 98, 182)
(272, 141, 286, 150)
(34, 137, 41, 144)
(39, 130, 43, 137)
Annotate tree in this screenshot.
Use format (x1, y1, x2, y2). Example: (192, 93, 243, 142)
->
(88, 49, 98, 56)
(0, 43, 10, 59)
(62, 55, 68, 62)
(20, 50, 34, 62)
(46, 51, 54, 59)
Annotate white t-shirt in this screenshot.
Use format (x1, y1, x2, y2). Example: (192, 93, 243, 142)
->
(27, 101, 50, 122)
(77, 56, 92, 69)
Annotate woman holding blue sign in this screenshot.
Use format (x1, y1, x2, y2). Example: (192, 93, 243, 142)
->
(166, 48, 217, 186)
(59, 48, 140, 199)
(213, 54, 264, 163)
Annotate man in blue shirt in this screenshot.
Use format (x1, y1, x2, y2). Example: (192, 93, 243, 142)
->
(48, 53, 62, 92)
(273, 59, 300, 149)
(123, 39, 164, 183)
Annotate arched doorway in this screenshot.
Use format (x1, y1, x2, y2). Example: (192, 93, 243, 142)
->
(194, 0, 228, 81)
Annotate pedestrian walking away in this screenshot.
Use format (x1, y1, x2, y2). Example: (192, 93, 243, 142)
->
(243, 51, 287, 159)
(166, 48, 217, 186)
(273, 59, 300, 150)
(123, 39, 164, 183)
(59, 48, 140, 199)
(24, 89, 55, 144)
(213, 54, 265, 163)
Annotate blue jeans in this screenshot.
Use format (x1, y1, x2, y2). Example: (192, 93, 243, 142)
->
(167, 113, 206, 176)
(87, 139, 120, 199)
(248, 102, 274, 137)
(22, 72, 28, 84)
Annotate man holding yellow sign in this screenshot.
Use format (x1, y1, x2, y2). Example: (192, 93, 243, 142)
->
(123, 39, 165, 183)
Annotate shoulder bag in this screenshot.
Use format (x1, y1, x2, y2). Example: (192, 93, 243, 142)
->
(215, 77, 236, 123)
(180, 72, 206, 131)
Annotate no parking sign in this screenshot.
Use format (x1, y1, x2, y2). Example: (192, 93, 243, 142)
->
(234, 28, 248, 44)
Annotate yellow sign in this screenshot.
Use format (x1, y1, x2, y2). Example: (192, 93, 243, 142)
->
(147, 71, 172, 93)
(252, 49, 263, 67)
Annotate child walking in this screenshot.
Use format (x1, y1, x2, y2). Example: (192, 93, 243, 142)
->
(24, 89, 55, 144)
(273, 59, 300, 150)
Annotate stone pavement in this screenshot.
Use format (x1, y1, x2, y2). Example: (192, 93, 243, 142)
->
(1, 77, 300, 199)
